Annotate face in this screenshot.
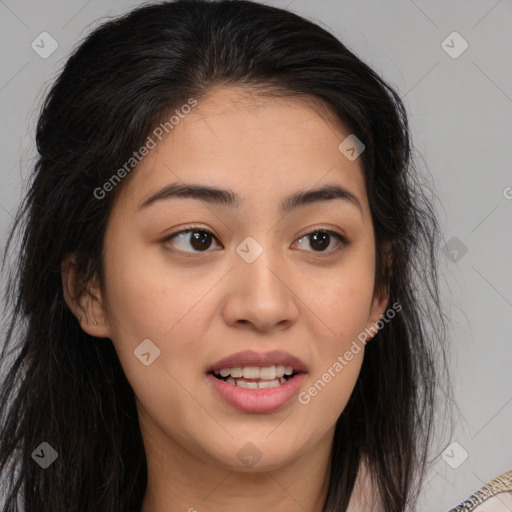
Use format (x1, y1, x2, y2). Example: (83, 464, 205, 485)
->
(67, 86, 387, 473)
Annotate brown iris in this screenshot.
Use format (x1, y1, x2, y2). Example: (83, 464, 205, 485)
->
(190, 230, 214, 251)
(308, 232, 330, 251)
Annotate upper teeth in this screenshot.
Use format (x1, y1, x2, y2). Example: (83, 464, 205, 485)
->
(217, 365, 294, 380)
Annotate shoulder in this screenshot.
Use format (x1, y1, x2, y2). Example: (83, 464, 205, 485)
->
(448, 470, 512, 512)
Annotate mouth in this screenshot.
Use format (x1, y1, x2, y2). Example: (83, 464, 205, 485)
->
(206, 350, 307, 413)
(210, 365, 301, 389)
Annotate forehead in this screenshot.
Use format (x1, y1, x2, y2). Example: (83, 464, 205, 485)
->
(114, 85, 368, 213)
(174, 85, 350, 157)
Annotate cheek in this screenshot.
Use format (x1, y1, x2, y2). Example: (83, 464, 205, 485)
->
(297, 279, 371, 430)
(101, 241, 213, 399)
(103, 237, 216, 340)
(299, 351, 363, 428)
(101, 244, 214, 443)
(305, 256, 376, 348)
(295, 250, 375, 415)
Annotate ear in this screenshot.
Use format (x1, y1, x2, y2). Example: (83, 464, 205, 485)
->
(61, 254, 111, 338)
(365, 244, 393, 340)
(365, 285, 389, 340)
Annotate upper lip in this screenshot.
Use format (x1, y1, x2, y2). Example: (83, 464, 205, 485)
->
(207, 350, 308, 373)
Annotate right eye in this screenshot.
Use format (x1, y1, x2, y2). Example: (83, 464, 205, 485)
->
(162, 227, 223, 253)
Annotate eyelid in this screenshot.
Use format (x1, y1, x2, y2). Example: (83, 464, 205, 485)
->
(161, 224, 349, 254)
(161, 224, 223, 250)
(292, 226, 348, 254)
(294, 225, 349, 245)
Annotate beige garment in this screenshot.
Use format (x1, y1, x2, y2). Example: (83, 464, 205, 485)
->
(448, 471, 512, 512)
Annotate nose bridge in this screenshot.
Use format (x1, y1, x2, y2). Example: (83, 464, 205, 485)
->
(236, 234, 287, 298)
(221, 233, 298, 331)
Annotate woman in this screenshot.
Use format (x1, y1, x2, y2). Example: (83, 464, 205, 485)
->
(0, 0, 468, 510)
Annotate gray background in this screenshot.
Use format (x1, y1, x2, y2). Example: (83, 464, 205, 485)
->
(1, 0, 511, 510)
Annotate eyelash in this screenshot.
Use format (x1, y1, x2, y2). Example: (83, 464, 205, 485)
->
(161, 225, 349, 256)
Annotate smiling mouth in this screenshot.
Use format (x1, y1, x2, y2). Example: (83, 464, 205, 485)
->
(210, 365, 301, 389)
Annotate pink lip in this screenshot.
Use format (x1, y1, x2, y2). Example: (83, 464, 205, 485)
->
(206, 350, 308, 413)
(207, 350, 308, 374)
(207, 372, 306, 413)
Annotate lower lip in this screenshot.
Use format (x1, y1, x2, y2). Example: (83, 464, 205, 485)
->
(207, 373, 306, 413)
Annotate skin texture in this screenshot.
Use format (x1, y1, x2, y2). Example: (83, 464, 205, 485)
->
(62, 86, 388, 512)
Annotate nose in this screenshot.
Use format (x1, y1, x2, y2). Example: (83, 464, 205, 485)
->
(221, 248, 299, 333)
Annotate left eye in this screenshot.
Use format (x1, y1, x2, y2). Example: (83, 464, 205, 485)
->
(293, 230, 346, 253)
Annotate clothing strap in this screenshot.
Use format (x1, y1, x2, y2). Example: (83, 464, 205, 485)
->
(449, 470, 512, 512)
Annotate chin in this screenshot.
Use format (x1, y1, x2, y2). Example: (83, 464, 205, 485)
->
(205, 436, 306, 473)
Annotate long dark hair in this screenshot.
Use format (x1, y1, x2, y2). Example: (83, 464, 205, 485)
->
(0, 1, 449, 510)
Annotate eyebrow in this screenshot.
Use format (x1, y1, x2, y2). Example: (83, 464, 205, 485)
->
(138, 182, 362, 215)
